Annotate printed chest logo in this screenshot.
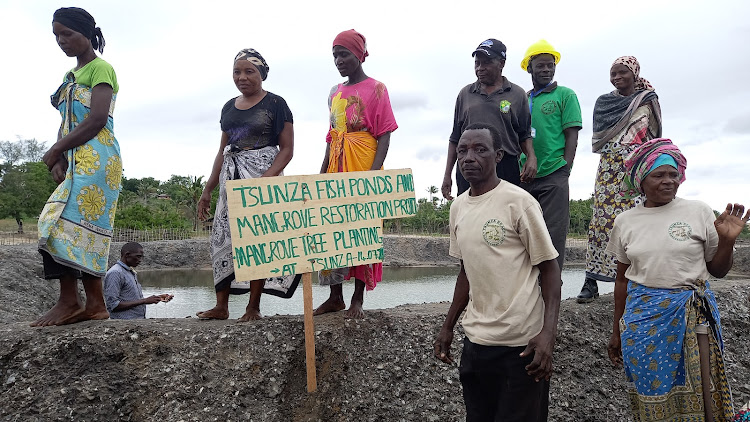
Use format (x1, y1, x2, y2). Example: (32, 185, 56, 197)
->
(482, 219, 506, 246)
(668, 222, 692, 241)
(499, 100, 511, 114)
(541, 100, 558, 115)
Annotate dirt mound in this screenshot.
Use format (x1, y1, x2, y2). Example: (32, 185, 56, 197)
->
(0, 246, 59, 323)
(1, 283, 749, 421)
(1, 238, 749, 421)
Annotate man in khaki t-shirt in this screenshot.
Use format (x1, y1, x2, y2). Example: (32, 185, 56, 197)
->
(434, 124, 561, 422)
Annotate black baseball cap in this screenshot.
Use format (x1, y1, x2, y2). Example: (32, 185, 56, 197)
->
(472, 39, 507, 60)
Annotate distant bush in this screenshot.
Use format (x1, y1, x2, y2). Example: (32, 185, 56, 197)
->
(569, 197, 593, 237)
(385, 196, 595, 237)
(117, 175, 216, 230)
(384, 199, 451, 235)
(115, 202, 190, 230)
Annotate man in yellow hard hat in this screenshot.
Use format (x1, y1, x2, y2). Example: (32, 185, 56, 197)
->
(441, 39, 536, 200)
(519, 40, 582, 272)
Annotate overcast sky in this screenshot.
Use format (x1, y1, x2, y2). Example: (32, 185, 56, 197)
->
(2, 0, 749, 210)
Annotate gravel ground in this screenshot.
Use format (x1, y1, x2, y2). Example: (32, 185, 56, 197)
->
(1, 238, 749, 421)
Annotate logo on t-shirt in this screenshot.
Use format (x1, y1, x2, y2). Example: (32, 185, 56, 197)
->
(541, 100, 558, 115)
(499, 100, 511, 114)
(668, 222, 692, 241)
(482, 219, 506, 246)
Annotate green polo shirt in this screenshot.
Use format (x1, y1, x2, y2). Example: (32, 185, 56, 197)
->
(519, 83, 581, 177)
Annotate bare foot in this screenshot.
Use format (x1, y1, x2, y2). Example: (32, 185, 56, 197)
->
(196, 307, 229, 320)
(344, 300, 365, 319)
(313, 297, 346, 316)
(31, 302, 84, 327)
(51, 276, 111, 325)
(237, 308, 262, 322)
(59, 308, 110, 325)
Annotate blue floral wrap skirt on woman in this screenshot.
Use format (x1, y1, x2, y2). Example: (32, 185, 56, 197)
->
(37, 74, 121, 277)
(621, 280, 734, 421)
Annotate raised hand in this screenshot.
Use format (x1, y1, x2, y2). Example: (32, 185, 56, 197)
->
(714, 203, 750, 241)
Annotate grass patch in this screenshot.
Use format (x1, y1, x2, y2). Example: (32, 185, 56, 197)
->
(0, 218, 38, 233)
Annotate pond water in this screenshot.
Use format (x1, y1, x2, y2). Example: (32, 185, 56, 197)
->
(138, 267, 614, 318)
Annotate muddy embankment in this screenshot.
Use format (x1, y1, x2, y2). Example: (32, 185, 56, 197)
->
(0, 237, 749, 421)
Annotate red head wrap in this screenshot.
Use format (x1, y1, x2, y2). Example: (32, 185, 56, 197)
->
(333, 29, 368, 63)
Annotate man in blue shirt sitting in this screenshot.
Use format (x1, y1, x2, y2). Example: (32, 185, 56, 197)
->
(103, 242, 173, 319)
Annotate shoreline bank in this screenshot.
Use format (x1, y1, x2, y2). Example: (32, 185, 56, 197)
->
(1, 284, 748, 421)
(1, 236, 749, 421)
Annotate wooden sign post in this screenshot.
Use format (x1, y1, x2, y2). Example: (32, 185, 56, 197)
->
(226, 169, 417, 392)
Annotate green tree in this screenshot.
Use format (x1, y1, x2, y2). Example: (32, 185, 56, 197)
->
(386, 198, 451, 235)
(114, 201, 190, 230)
(120, 176, 140, 194)
(135, 177, 161, 200)
(0, 162, 57, 233)
(569, 196, 594, 236)
(112, 175, 212, 232)
(0, 137, 47, 167)
(186, 175, 206, 230)
(161, 175, 189, 198)
(0, 140, 23, 167)
(162, 175, 205, 230)
(0, 137, 54, 233)
(20, 137, 47, 162)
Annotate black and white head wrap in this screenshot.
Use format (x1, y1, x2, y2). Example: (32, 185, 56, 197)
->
(52, 7, 106, 54)
(234, 49, 269, 81)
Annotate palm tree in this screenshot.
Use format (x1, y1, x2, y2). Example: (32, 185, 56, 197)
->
(181, 175, 205, 231)
(427, 185, 439, 206)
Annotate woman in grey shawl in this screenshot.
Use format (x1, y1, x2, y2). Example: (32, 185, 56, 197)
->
(196, 49, 299, 321)
(576, 56, 662, 303)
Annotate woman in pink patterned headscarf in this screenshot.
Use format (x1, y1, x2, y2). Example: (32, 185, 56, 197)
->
(608, 138, 746, 421)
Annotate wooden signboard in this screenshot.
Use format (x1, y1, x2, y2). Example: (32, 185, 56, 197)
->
(226, 169, 417, 280)
(226, 169, 417, 392)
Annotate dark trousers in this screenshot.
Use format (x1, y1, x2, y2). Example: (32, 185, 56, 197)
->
(520, 166, 570, 270)
(457, 154, 520, 195)
(459, 337, 550, 422)
(40, 250, 83, 280)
